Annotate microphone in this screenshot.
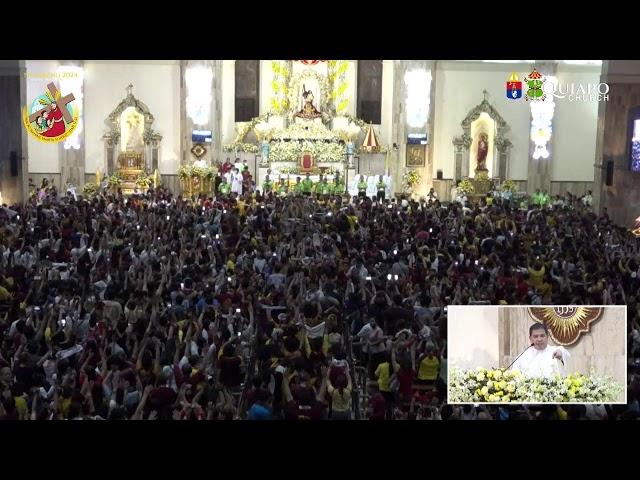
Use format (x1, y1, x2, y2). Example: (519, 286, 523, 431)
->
(504, 343, 533, 371)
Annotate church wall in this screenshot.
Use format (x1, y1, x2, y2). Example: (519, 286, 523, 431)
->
(83, 61, 181, 175)
(0, 61, 27, 205)
(259, 60, 274, 117)
(433, 62, 533, 181)
(26, 60, 61, 173)
(598, 81, 640, 227)
(448, 305, 500, 372)
(221, 60, 235, 149)
(551, 65, 601, 182)
(380, 60, 394, 148)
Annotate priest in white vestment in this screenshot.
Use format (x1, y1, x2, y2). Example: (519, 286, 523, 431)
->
(230, 168, 243, 195)
(511, 323, 570, 378)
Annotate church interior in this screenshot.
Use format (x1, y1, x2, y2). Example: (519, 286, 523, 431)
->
(1, 60, 639, 228)
(2, 60, 640, 421)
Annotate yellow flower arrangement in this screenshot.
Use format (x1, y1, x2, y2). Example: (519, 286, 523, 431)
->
(457, 177, 475, 195)
(449, 367, 623, 403)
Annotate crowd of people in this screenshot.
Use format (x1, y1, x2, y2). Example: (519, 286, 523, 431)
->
(1, 176, 639, 421)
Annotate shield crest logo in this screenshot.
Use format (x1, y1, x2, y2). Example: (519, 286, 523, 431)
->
(506, 72, 522, 100)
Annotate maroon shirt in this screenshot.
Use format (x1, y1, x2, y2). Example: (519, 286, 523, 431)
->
(219, 356, 242, 388)
(369, 393, 387, 420)
(285, 400, 327, 420)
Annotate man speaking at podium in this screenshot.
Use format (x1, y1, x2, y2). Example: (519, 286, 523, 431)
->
(511, 324, 570, 378)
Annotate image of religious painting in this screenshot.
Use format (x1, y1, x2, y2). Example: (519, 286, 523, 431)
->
(406, 144, 425, 167)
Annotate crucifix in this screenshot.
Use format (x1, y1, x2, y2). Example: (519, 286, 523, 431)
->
(127, 84, 134, 96)
(482, 89, 489, 102)
(28, 82, 75, 124)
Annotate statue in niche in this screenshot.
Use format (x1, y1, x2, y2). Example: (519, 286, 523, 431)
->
(476, 133, 489, 171)
(295, 84, 322, 120)
(122, 109, 144, 152)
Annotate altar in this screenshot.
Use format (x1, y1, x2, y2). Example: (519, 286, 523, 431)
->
(103, 84, 162, 194)
(224, 61, 390, 195)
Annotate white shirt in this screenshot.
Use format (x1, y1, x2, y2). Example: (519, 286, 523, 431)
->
(512, 345, 570, 378)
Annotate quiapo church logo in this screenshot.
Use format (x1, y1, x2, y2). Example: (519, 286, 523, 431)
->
(505, 68, 610, 102)
(23, 82, 78, 143)
(524, 69, 545, 102)
(528, 307, 603, 346)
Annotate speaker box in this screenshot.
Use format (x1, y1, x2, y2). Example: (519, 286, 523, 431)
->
(10, 151, 18, 177)
(436, 169, 443, 180)
(605, 160, 614, 186)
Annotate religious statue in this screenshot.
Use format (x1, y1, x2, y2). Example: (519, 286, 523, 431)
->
(261, 140, 270, 162)
(295, 84, 322, 120)
(346, 140, 355, 168)
(123, 109, 144, 152)
(476, 133, 489, 171)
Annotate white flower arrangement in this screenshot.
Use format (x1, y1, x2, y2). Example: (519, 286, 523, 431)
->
(449, 367, 623, 403)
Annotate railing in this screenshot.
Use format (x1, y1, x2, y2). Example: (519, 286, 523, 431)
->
(342, 313, 360, 419)
(236, 321, 258, 419)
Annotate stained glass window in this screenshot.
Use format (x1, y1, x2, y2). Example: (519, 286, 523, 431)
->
(631, 118, 640, 173)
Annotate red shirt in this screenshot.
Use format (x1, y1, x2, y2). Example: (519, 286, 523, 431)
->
(369, 393, 387, 420)
(397, 368, 415, 396)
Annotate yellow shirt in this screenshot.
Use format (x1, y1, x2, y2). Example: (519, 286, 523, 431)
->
(375, 362, 391, 392)
(328, 385, 352, 412)
(528, 266, 545, 288)
(15, 396, 28, 419)
(418, 356, 440, 381)
(0, 285, 12, 301)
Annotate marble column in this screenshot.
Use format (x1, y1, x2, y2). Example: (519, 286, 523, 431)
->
(58, 60, 85, 189)
(0, 60, 28, 205)
(593, 61, 640, 227)
(526, 61, 557, 196)
(591, 61, 609, 214)
(180, 60, 221, 167)
(390, 60, 435, 197)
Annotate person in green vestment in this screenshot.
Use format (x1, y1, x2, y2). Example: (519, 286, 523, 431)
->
(277, 178, 288, 195)
(263, 175, 274, 194)
(357, 175, 368, 198)
(317, 175, 331, 199)
(301, 174, 314, 197)
(218, 177, 231, 196)
(376, 175, 386, 202)
(293, 176, 304, 195)
(541, 190, 551, 207)
(333, 174, 344, 197)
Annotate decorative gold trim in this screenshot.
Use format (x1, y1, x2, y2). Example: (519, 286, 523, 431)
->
(527, 307, 603, 346)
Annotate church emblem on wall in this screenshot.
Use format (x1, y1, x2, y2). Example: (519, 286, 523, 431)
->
(506, 73, 522, 100)
(191, 144, 207, 159)
(22, 82, 79, 143)
(528, 307, 603, 346)
(524, 69, 546, 102)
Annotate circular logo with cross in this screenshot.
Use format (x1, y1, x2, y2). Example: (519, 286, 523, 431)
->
(22, 82, 79, 143)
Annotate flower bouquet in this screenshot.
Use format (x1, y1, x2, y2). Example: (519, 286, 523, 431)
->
(402, 169, 421, 195)
(501, 179, 518, 193)
(135, 174, 152, 190)
(457, 178, 475, 195)
(449, 367, 624, 403)
(107, 173, 122, 192)
(82, 182, 97, 197)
